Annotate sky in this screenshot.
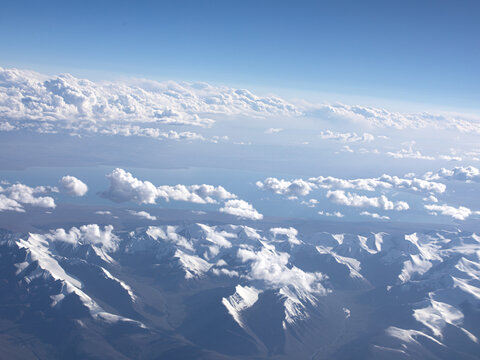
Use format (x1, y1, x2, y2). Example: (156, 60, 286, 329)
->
(0, 1, 480, 227)
(1, 0, 479, 110)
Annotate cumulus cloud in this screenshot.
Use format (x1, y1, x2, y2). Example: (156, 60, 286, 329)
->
(219, 200, 263, 220)
(0, 183, 56, 211)
(424, 204, 472, 221)
(360, 211, 390, 220)
(48, 224, 119, 252)
(257, 173, 445, 197)
(127, 210, 157, 220)
(424, 166, 480, 183)
(256, 177, 316, 197)
(319, 130, 374, 143)
(0, 67, 298, 137)
(326, 190, 409, 211)
(237, 246, 325, 293)
(59, 175, 88, 196)
(101, 168, 237, 205)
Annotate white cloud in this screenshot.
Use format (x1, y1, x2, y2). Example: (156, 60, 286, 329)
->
(237, 246, 325, 293)
(0, 183, 56, 211)
(307, 103, 480, 133)
(326, 190, 409, 211)
(101, 168, 237, 205)
(49, 224, 119, 252)
(256, 177, 316, 197)
(319, 130, 374, 143)
(318, 211, 344, 218)
(265, 127, 283, 134)
(257, 173, 445, 197)
(0, 67, 298, 137)
(127, 210, 157, 220)
(340, 145, 354, 153)
(300, 199, 318, 207)
(219, 199, 263, 220)
(438, 155, 462, 162)
(360, 211, 390, 220)
(59, 175, 88, 196)
(424, 166, 480, 183)
(424, 204, 472, 221)
(423, 195, 439, 203)
(0, 194, 24, 212)
(386, 142, 435, 160)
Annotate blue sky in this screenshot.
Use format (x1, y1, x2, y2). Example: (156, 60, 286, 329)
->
(1, 0, 479, 109)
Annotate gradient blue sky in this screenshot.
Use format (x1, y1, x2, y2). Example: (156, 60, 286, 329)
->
(1, 0, 479, 109)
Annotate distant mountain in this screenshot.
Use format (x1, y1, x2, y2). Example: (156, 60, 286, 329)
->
(1, 223, 479, 359)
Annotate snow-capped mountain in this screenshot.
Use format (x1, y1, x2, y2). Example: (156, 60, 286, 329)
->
(1, 223, 480, 359)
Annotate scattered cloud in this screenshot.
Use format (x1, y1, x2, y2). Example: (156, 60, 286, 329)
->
(219, 199, 263, 220)
(101, 168, 237, 204)
(387, 142, 435, 160)
(424, 204, 472, 221)
(423, 195, 439, 203)
(360, 211, 390, 220)
(424, 166, 480, 183)
(127, 210, 157, 220)
(319, 130, 374, 143)
(59, 175, 88, 196)
(257, 173, 445, 197)
(0, 183, 56, 212)
(318, 211, 344, 218)
(326, 190, 409, 211)
(48, 224, 119, 252)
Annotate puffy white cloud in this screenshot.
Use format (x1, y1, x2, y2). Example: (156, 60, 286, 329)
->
(424, 166, 480, 183)
(424, 204, 472, 221)
(319, 130, 374, 142)
(219, 199, 263, 220)
(257, 173, 445, 197)
(326, 190, 409, 211)
(49, 224, 119, 252)
(237, 246, 325, 293)
(59, 175, 88, 196)
(0, 194, 24, 212)
(256, 177, 316, 197)
(101, 168, 237, 205)
(0, 67, 298, 137)
(0, 183, 56, 211)
(360, 211, 390, 220)
(127, 210, 157, 221)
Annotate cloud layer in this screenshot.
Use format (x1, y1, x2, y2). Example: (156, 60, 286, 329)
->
(0, 67, 298, 137)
